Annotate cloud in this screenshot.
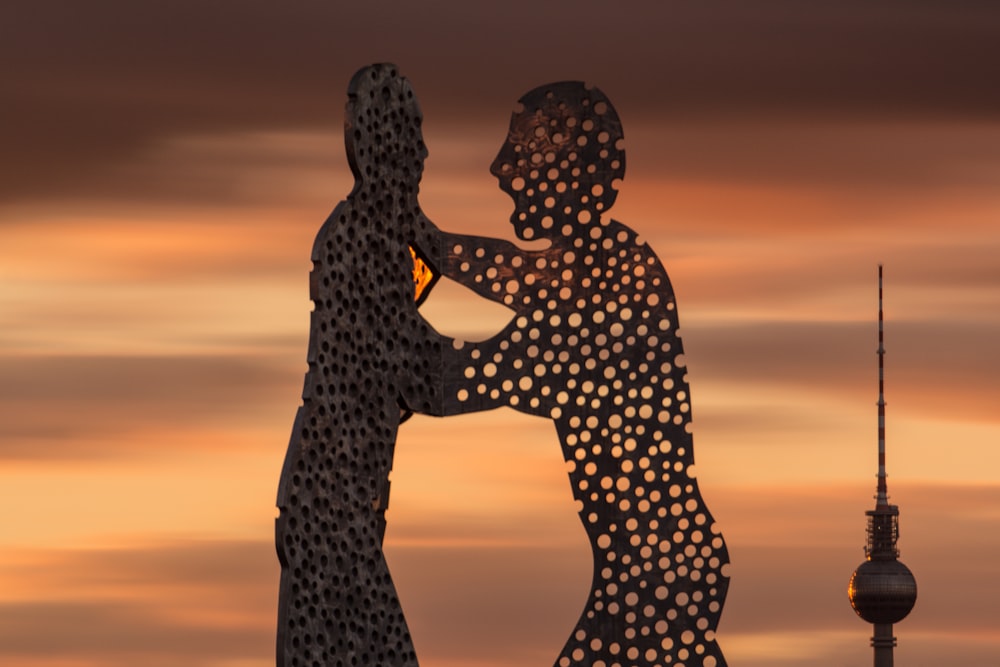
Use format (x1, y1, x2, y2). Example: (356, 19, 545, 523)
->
(5, 0, 999, 204)
(0, 540, 275, 666)
(3, 539, 276, 603)
(0, 354, 301, 460)
(684, 318, 1000, 424)
(389, 544, 590, 664)
(2, 483, 999, 666)
(626, 121, 1000, 198)
(0, 601, 266, 666)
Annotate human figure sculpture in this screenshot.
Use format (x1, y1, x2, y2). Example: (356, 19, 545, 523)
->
(278, 66, 729, 667)
(422, 82, 730, 667)
(275, 64, 444, 667)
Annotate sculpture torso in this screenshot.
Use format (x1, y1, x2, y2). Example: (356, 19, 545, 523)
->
(275, 64, 442, 667)
(440, 219, 730, 666)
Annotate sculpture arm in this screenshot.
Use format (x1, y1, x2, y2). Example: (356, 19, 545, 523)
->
(434, 231, 532, 304)
(411, 210, 540, 304)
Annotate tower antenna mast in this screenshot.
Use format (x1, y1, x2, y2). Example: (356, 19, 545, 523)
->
(848, 265, 917, 667)
(876, 264, 888, 507)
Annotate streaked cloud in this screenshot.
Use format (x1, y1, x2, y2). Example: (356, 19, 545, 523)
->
(2, 481, 997, 666)
(5, 1, 1000, 205)
(0, 354, 300, 460)
(0, 540, 275, 667)
(4, 2, 1000, 664)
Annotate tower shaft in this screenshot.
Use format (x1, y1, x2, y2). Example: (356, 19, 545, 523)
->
(848, 266, 917, 664)
(872, 623, 896, 667)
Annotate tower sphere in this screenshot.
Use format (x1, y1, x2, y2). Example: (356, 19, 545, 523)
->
(848, 558, 917, 624)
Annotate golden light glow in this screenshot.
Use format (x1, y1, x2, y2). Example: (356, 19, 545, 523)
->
(410, 245, 437, 304)
(3, 114, 1000, 667)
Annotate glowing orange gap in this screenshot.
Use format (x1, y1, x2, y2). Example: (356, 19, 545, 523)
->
(409, 245, 436, 304)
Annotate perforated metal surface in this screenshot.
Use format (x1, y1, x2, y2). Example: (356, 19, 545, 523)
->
(432, 82, 729, 667)
(275, 64, 443, 667)
(277, 66, 729, 667)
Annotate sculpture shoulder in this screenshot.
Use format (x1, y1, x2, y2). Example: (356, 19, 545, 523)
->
(604, 218, 671, 285)
(603, 218, 637, 242)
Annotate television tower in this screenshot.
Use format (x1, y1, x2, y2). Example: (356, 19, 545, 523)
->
(847, 265, 917, 667)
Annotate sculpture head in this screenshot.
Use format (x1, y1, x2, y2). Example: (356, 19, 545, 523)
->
(490, 82, 625, 241)
(345, 63, 428, 185)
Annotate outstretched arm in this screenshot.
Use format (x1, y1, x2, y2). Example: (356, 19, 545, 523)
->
(412, 215, 533, 305)
(406, 216, 547, 418)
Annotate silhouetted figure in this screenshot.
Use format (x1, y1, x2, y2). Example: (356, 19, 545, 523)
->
(275, 64, 443, 667)
(426, 82, 730, 667)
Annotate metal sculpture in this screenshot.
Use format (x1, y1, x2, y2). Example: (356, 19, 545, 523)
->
(277, 64, 729, 667)
(275, 64, 444, 667)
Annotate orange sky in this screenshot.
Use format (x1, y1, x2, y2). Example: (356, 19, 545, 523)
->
(3, 2, 1000, 666)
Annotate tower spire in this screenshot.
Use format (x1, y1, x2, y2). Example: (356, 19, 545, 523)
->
(876, 264, 888, 507)
(848, 265, 917, 667)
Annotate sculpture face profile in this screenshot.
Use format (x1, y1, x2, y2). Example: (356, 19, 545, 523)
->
(489, 84, 624, 241)
(277, 64, 729, 667)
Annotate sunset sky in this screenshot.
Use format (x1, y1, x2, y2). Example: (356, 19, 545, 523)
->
(3, 1, 1000, 665)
